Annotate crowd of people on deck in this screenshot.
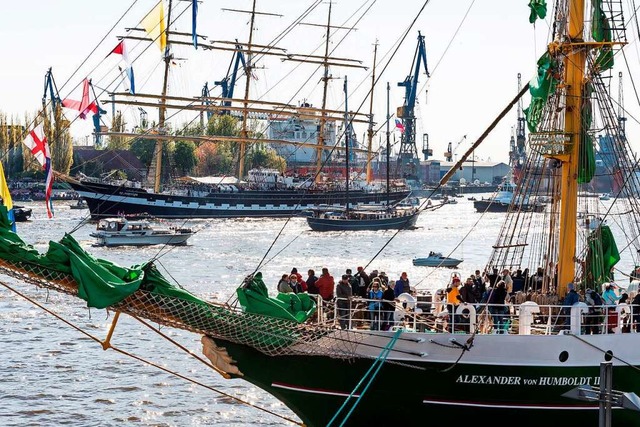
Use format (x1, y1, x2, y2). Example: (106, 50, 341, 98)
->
(272, 264, 640, 333)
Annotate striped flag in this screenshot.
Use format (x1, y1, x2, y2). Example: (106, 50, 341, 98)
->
(109, 41, 136, 94)
(395, 119, 405, 133)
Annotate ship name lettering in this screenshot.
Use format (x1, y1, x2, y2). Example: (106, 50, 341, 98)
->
(456, 375, 521, 385)
(537, 376, 594, 386)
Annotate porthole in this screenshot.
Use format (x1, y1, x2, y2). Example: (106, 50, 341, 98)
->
(604, 350, 613, 362)
(559, 351, 569, 362)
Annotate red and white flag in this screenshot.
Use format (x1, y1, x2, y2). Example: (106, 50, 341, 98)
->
(109, 41, 136, 94)
(23, 125, 48, 167)
(62, 78, 99, 119)
(23, 125, 54, 218)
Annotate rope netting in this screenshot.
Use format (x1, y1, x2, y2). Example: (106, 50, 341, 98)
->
(0, 258, 361, 359)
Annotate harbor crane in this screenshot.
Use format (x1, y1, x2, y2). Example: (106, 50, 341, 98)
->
(444, 135, 467, 162)
(201, 42, 246, 122)
(396, 32, 429, 181)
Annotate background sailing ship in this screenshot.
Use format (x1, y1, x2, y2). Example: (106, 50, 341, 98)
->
(57, 0, 414, 219)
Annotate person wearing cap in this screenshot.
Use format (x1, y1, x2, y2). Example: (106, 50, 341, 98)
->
(335, 274, 353, 329)
(394, 272, 411, 298)
(561, 282, 580, 328)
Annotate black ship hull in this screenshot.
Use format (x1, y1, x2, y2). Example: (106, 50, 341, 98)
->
(473, 200, 545, 213)
(306, 210, 420, 231)
(67, 180, 411, 219)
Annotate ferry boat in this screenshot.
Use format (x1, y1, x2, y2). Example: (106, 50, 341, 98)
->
(90, 217, 194, 247)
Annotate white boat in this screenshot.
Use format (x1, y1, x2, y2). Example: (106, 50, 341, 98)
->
(90, 217, 194, 247)
(412, 251, 462, 268)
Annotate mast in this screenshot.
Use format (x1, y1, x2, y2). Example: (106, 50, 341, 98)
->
(386, 82, 390, 204)
(315, 1, 333, 183)
(343, 76, 350, 214)
(238, 0, 257, 179)
(149, 0, 173, 193)
(556, 0, 586, 295)
(366, 41, 378, 184)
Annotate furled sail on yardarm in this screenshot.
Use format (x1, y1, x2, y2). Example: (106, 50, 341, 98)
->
(5, 0, 640, 426)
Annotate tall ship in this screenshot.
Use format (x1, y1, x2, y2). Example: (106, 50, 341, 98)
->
(7, 1, 640, 426)
(59, 1, 409, 219)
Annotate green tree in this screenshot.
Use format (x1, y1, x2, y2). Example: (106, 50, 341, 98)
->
(107, 111, 128, 150)
(174, 140, 197, 176)
(49, 105, 73, 174)
(244, 146, 286, 172)
(130, 137, 158, 167)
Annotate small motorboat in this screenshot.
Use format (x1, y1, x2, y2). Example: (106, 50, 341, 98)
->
(412, 251, 462, 268)
(70, 199, 88, 209)
(14, 206, 32, 222)
(90, 217, 194, 247)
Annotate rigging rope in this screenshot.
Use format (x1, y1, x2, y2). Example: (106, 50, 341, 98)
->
(0, 279, 304, 426)
(327, 328, 403, 427)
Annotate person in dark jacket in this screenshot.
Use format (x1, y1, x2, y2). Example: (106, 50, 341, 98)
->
(561, 282, 580, 328)
(335, 274, 353, 329)
(488, 281, 509, 333)
(355, 266, 371, 298)
(394, 272, 411, 297)
(381, 282, 396, 330)
(306, 269, 319, 294)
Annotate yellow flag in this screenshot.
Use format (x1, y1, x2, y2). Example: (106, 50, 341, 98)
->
(141, 1, 166, 52)
(0, 161, 13, 211)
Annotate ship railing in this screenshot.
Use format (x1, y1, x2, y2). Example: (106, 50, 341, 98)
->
(328, 296, 640, 335)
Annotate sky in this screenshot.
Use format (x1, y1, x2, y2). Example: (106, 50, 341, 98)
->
(2, 0, 640, 164)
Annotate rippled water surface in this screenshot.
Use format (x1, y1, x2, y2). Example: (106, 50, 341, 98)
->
(0, 197, 633, 425)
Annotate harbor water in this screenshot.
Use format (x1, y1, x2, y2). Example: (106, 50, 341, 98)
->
(0, 196, 633, 426)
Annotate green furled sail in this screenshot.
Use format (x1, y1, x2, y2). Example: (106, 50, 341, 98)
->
(578, 82, 596, 183)
(592, 0, 614, 71)
(524, 52, 558, 132)
(587, 225, 620, 285)
(236, 272, 316, 323)
(528, 0, 547, 24)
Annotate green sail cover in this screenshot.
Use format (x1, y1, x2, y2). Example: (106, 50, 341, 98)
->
(236, 272, 316, 323)
(528, 0, 547, 24)
(587, 225, 620, 285)
(592, 0, 614, 71)
(524, 52, 558, 132)
(0, 205, 208, 309)
(578, 83, 596, 183)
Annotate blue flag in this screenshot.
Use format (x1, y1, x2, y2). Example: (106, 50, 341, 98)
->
(192, 0, 198, 49)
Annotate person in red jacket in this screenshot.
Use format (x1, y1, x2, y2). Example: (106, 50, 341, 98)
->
(316, 267, 335, 301)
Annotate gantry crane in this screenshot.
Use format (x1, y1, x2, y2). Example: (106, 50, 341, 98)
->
(396, 32, 429, 181)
